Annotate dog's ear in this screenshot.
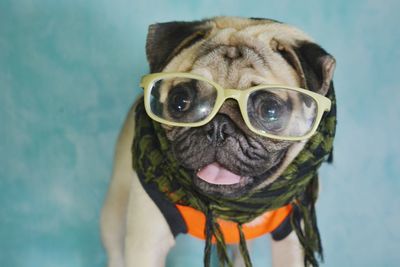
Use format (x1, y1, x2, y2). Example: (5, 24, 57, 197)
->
(273, 40, 336, 95)
(146, 20, 209, 72)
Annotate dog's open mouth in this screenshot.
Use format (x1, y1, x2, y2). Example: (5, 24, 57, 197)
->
(193, 155, 286, 197)
(195, 163, 252, 197)
(197, 162, 245, 185)
(194, 164, 252, 197)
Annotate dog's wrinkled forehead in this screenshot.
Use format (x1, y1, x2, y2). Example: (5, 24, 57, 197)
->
(188, 23, 311, 89)
(146, 16, 335, 95)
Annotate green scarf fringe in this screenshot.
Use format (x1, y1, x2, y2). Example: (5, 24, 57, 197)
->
(132, 88, 336, 267)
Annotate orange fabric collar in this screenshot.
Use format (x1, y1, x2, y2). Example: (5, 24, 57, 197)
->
(176, 204, 292, 244)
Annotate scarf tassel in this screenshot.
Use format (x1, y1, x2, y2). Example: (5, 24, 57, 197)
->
(204, 209, 255, 267)
(238, 224, 252, 267)
(291, 200, 323, 267)
(204, 208, 213, 267)
(204, 208, 233, 267)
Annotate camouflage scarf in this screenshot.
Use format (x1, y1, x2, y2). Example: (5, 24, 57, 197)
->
(132, 88, 336, 267)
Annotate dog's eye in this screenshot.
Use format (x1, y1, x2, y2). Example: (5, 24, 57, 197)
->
(259, 98, 283, 122)
(167, 82, 196, 116)
(253, 92, 290, 132)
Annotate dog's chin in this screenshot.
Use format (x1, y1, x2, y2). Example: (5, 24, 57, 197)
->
(192, 157, 285, 198)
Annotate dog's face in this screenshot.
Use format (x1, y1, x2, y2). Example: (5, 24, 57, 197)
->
(145, 17, 335, 197)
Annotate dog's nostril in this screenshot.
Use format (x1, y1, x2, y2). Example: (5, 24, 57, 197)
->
(206, 126, 214, 142)
(218, 122, 228, 141)
(204, 115, 233, 144)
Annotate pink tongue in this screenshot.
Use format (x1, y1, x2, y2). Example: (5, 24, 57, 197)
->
(197, 163, 241, 185)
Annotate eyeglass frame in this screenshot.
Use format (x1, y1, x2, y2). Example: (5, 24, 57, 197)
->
(140, 72, 331, 141)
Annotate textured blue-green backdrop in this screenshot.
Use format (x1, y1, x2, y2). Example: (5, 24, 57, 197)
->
(1, 0, 399, 266)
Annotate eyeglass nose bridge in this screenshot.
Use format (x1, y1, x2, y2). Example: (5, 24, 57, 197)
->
(216, 88, 246, 115)
(222, 88, 242, 101)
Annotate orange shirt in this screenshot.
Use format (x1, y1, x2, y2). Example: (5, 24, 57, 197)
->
(176, 204, 292, 244)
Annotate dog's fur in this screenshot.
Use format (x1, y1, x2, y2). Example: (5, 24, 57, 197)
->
(101, 17, 335, 267)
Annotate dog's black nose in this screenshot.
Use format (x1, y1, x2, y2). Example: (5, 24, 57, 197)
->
(204, 114, 235, 145)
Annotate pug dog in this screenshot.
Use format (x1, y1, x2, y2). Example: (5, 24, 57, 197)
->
(100, 16, 335, 267)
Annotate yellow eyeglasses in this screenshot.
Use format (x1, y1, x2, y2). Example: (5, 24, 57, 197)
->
(140, 72, 331, 141)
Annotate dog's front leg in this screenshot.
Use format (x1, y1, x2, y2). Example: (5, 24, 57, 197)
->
(271, 231, 304, 267)
(124, 172, 175, 267)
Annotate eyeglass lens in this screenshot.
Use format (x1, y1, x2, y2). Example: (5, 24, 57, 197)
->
(149, 77, 217, 123)
(247, 88, 317, 137)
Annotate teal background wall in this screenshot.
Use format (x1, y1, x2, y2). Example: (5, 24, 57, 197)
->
(1, 0, 399, 266)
